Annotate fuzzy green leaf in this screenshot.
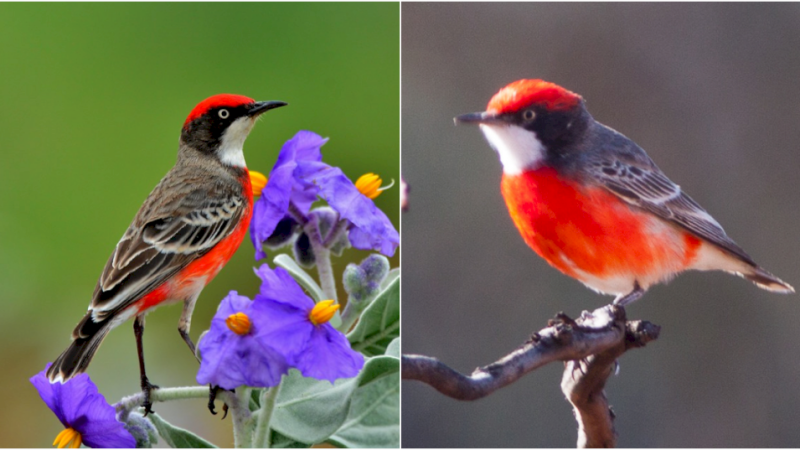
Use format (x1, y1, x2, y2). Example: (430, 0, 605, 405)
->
(271, 355, 399, 445)
(270, 430, 310, 448)
(347, 277, 399, 356)
(147, 413, 217, 448)
(328, 348, 400, 448)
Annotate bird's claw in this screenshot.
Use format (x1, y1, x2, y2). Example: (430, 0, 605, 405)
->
(208, 385, 231, 418)
(141, 379, 160, 417)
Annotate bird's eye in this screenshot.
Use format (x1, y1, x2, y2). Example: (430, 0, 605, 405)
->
(218, 109, 230, 119)
(523, 110, 536, 121)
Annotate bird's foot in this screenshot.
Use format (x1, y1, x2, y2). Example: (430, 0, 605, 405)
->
(140, 378, 160, 417)
(208, 385, 231, 419)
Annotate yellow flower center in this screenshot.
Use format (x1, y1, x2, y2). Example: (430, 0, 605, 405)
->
(250, 170, 268, 197)
(355, 173, 394, 199)
(226, 312, 252, 335)
(308, 299, 340, 326)
(53, 427, 82, 449)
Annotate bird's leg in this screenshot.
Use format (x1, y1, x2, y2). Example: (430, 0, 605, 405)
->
(177, 296, 233, 417)
(613, 282, 645, 307)
(610, 285, 645, 377)
(134, 315, 159, 416)
(178, 294, 200, 362)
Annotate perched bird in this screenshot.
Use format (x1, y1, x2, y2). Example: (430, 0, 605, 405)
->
(47, 94, 287, 413)
(456, 79, 792, 305)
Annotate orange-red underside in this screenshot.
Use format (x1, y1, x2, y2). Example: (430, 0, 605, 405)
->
(501, 167, 700, 282)
(135, 170, 254, 313)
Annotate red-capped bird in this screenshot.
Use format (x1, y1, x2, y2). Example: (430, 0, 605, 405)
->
(456, 79, 792, 305)
(47, 94, 286, 413)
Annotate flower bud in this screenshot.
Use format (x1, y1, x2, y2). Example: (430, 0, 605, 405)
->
(343, 263, 368, 301)
(293, 232, 316, 268)
(343, 254, 391, 303)
(124, 412, 158, 448)
(360, 254, 390, 282)
(264, 217, 300, 249)
(329, 231, 352, 256)
(309, 207, 338, 241)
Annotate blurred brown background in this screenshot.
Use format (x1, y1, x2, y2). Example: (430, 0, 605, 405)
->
(402, 3, 800, 447)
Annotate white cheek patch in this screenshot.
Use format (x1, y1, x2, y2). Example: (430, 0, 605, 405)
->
(479, 124, 545, 175)
(218, 116, 255, 168)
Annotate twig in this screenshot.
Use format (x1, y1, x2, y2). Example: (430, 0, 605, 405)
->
(401, 305, 660, 447)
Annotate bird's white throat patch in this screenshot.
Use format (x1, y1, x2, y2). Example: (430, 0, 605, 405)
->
(218, 117, 255, 168)
(479, 124, 545, 175)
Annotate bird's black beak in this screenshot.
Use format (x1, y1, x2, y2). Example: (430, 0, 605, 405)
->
(454, 111, 504, 125)
(248, 101, 288, 117)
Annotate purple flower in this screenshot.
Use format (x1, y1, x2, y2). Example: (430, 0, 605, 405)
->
(30, 365, 136, 448)
(250, 130, 399, 259)
(196, 291, 290, 390)
(253, 265, 364, 382)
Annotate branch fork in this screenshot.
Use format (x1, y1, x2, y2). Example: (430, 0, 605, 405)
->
(402, 304, 660, 447)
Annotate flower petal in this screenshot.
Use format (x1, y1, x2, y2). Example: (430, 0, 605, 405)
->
(254, 265, 316, 310)
(30, 365, 135, 448)
(248, 265, 366, 383)
(251, 163, 295, 260)
(251, 294, 313, 361)
(30, 366, 69, 427)
(295, 162, 399, 256)
(197, 324, 288, 389)
(294, 324, 365, 382)
(197, 291, 289, 389)
(250, 131, 329, 259)
(214, 291, 253, 317)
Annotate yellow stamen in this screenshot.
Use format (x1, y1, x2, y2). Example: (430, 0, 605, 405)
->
(308, 299, 340, 326)
(250, 170, 268, 197)
(226, 312, 252, 335)
(355, 173, 384, 199)
(53, 427, 82, 449)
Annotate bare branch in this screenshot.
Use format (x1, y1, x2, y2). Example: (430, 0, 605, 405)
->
(402, 305, 660, 447)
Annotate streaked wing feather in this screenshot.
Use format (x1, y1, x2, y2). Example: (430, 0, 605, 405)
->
(587, 156, 756, 266)
(92, 193, 245, 314)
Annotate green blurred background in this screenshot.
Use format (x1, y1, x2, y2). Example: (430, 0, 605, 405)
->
(0, 3, 398, 447)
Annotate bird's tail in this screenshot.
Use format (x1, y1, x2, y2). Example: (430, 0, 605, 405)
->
(46, 312, 113, 382)
(743, 265, 794, 294)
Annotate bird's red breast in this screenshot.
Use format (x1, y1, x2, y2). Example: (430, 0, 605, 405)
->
(134, 171, 254, 313)
(501, 167, 702, 293)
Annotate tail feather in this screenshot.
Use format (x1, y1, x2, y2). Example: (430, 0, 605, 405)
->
(744, 266, 794, 294)
(46, 312, 113, 382)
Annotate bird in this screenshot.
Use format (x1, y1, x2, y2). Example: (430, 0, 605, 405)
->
(47, 94, 287, 414)
(455, 79, 792, 306)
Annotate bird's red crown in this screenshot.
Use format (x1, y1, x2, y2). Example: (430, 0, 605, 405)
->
(487, 79, 582, 114)
(184, 94, 256, 128)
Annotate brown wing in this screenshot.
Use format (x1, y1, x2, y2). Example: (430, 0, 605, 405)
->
(585, 155, 757, 267)
(91, 183, 246, 319)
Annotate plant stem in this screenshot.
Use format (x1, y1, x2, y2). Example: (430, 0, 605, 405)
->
(338, 298, 362, 333)
(322, 218, 348, 248)
(115, 386, 210, 414)
(315, 246, 337, 302)
(232, 387, 254, 448)
(288, 202, 309, 225)
(252, 383, 282, 448)
(305, 217, 338, 302)
(115, 385, 253, 448)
